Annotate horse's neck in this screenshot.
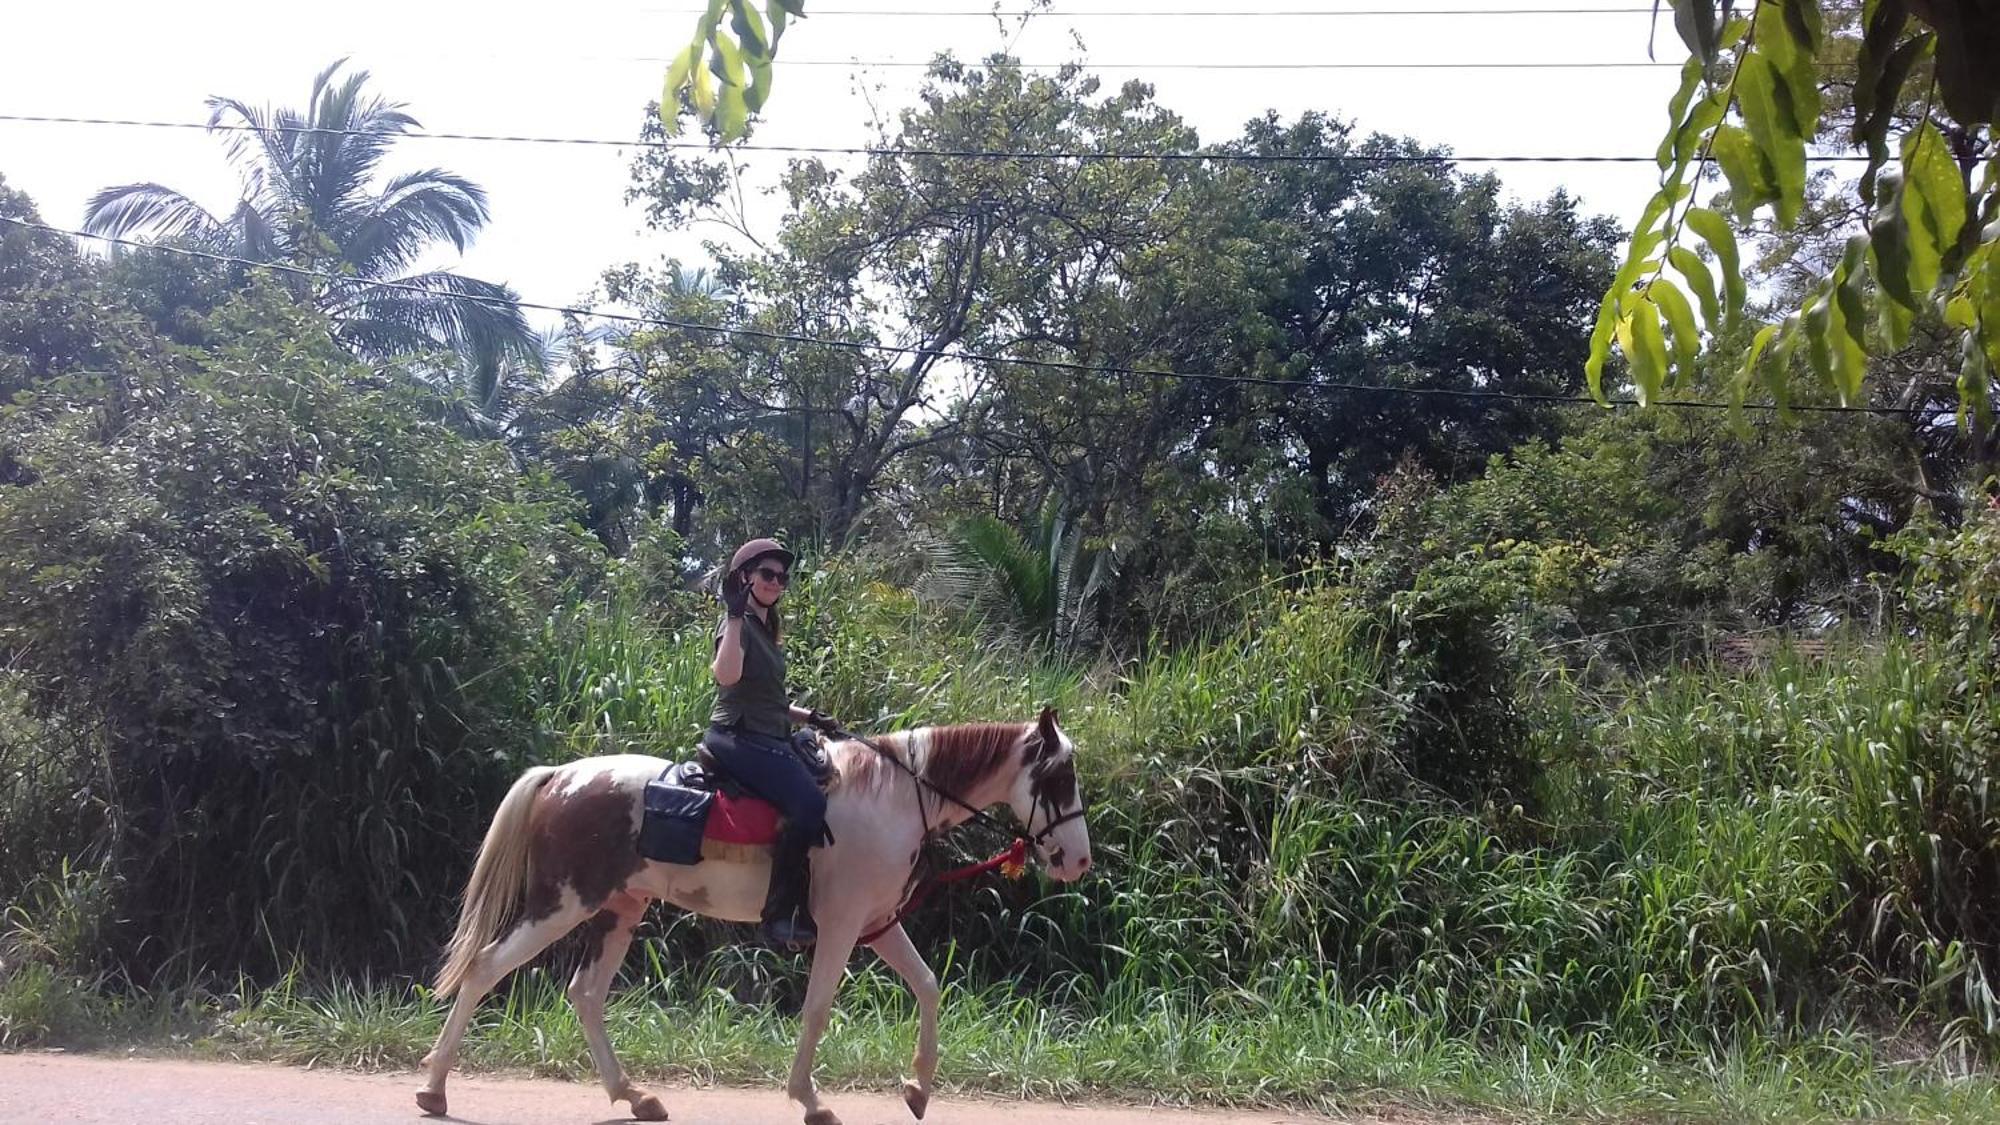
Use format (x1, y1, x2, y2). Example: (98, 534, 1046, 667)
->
(905, 723, 1023, 828)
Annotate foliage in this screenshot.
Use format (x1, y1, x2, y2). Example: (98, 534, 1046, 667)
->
(658, 0, 802, 142)
(80, 60, 541, 385)
(1592, 0, 1998, 453)
(0, 285, 600, 979)
(917, 507, 1105, 650)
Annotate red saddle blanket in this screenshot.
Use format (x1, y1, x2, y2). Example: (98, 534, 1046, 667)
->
(703, 789, 782, 845)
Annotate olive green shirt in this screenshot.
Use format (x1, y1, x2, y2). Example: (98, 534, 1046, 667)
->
(710, 613, 791, 738)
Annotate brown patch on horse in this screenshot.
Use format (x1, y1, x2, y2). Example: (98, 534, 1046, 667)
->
(574, 908, 619, 966)
(922, 723, 1030, 799)
(521, 769, 643, 922)
(1027, 708, 1079, 822)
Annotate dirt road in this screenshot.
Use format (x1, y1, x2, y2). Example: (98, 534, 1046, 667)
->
(0, 1053, 1361, 1124)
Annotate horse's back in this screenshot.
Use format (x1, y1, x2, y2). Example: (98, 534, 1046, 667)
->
(545, 753, 673, 797)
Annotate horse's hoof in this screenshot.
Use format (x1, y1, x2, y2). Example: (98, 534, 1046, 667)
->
(630, 1091, 670, 1121)
(804, 1109, 842, 1125)
(902, 1080, 929, 1120)
(415, 1088, 448, 1116)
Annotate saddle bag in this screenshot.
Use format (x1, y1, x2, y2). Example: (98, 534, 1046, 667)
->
(638, 763, 714, 866)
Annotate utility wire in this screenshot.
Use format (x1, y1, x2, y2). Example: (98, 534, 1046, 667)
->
(0, 215, 1920, 417)
(0, 114, 1879, 166)
(644, 5, 1682, 14)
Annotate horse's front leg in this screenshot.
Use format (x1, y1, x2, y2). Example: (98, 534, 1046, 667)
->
(786, 921, 861, 1125)
(867, 923, 940, 1120)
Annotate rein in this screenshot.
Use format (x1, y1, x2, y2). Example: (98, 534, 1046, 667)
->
(829, 724, 1081, 945)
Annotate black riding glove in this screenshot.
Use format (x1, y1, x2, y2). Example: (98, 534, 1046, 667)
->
(804, 709, 841, 735)
(721, 579, 750, 618)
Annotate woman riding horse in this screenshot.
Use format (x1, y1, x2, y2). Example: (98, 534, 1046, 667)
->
(707, 536, 838, 948)
(414, 539, 1093, 1125)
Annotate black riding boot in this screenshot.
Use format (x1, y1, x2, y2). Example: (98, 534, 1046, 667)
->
(760, 824, 818, 949)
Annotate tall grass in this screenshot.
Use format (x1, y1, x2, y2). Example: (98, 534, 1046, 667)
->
(9, 555, 2000, 1115)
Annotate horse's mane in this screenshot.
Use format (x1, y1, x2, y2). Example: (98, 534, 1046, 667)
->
(835, 722, 1030, 799)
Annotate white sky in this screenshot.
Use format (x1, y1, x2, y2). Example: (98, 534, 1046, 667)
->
(0, 1, 1685, 330)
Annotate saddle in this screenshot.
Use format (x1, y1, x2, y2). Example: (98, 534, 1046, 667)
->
(637, 728, 835, 866)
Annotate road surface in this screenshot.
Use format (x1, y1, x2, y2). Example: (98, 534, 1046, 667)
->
(0, 1053, 1407, 1124)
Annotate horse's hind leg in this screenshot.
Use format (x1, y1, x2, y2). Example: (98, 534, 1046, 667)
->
(417, 903, 590, 1115)
(868, 924, 940, 1121)
(567, 892, 667, 1121)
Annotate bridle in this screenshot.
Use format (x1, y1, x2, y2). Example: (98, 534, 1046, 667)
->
(829, 723, 1083, 851)
(830, 720, 1086, 946)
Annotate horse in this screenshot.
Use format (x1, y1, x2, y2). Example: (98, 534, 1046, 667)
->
(415, 706, 1092, 1125)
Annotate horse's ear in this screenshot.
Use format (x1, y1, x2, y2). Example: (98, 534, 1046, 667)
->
(1036, 706, 1060, 755)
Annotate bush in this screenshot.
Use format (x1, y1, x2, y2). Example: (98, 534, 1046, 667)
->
(0, 287, 602, 980)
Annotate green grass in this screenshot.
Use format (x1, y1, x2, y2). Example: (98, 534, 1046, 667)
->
(9, 965, 2000, 1122)
(10, 559, 2000, 1120)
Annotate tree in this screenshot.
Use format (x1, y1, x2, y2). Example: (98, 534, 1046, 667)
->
(1, 175, 159, 398)
(0, 282, 598, 978)
(1587, 0, 1997, 471)
(82, 60, 542, 386)
(1216, 114, 1621, 534)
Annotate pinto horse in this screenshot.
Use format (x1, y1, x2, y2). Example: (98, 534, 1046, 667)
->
(416, 707, 1091, 1125)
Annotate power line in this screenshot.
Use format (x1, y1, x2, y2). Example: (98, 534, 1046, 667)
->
(736, 57, 1686, 68)
(645, 5, 1677, 14)
(0, 114, 1879, 166)
(0, 216, 1917, 417)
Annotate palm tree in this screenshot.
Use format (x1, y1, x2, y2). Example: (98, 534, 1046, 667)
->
(83, 59, 540, 379)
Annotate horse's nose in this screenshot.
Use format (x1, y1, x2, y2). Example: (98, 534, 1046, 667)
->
(1077, 854, 1091, 873)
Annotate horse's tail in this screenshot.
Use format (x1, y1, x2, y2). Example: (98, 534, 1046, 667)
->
(434, 765, 558, 999)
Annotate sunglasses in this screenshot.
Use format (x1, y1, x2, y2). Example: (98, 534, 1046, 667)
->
(752, 566, 791, 586)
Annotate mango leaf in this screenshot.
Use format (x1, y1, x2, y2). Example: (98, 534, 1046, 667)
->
(1619, 297, 1671, 406)
(1633, 182, 1689, 254)
(1735, 322, 1781, 404)
(1896, 126, 1964, 300)
(1670, 0, 1721, 62)
(1924, 0, 2000, 128)
(717, 84, 749, 141)
(1828, 272, 1869, 406)
(1804, 291, 1837, 394)
(1854, 0, 1912, 145)
(1652, 278, 1702, 387)
(1878, 282, 1915, 350)
(1658, 57, 1708, 170)
(1768, 313, 1803, 409)
(1711, 124, 1779, 221)
(1870, 170, 1924, 311)
(1734, 53, 1808, 226)
(712, 32, 746, 88)
(1670, 245, 1721, 330)
(659, 42, 701, 134)
(1584, 290, 1621, 401)
(691, 52, 717, 117)
(1834, 235, 1873, 360)
(1857, 33, 1935, 203)
(1904, 124, 1970, 277)
(747, 58, 774, 113)
(730, 0, 770, 56)
(1685, 208, 1746, 332)
(1763, 0, 1824, 142)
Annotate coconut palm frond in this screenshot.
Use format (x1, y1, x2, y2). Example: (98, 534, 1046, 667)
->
(82, 183, 229, 247)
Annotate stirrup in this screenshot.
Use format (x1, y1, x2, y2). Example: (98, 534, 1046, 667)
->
(760, 915, 817, 949)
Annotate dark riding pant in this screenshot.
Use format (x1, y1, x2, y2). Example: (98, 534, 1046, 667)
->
(703, 725, 828, 842)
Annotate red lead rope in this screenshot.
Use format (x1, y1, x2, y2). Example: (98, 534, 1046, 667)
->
(858, 836, 1031, 946)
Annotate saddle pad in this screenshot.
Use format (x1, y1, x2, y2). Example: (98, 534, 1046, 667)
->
(704, 788, 782, 845)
